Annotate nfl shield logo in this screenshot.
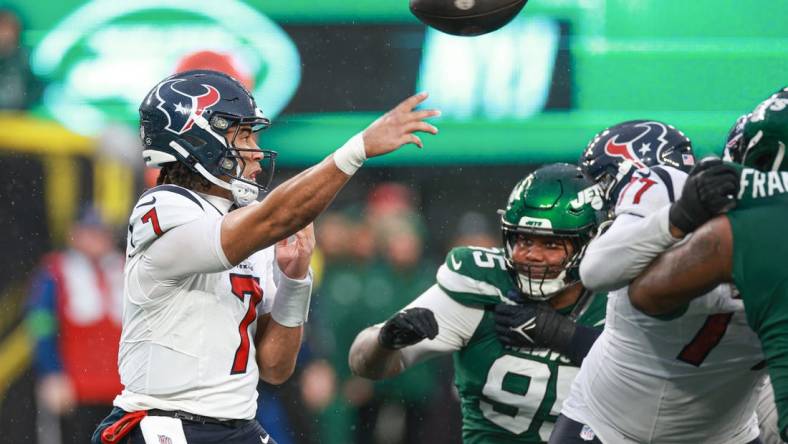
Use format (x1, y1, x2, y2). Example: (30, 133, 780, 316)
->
(580, 425, 596, 441)
(158, 436, 173, 444)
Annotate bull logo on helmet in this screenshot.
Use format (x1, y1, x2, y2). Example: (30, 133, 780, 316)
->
(603, 121, 671, 170)
(155, 79, 221, 135)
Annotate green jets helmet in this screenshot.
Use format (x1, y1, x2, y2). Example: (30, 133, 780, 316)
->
(739, 87, 788, 171)
(500, 163, 608, 300)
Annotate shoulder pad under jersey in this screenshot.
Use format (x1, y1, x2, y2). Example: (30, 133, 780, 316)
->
(615, 166, 687, 218)
(436, 246, 517, 306)
(126, 185, 211, 257)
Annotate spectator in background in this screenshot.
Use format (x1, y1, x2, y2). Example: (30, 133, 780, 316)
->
(0, 8, 41, 110)
(304, 209, 378, 443)
(305, 183, 453, 444)
(352, 212, 443, 444)
(26, 206, 124, 444)
(448, 211, 497, 249)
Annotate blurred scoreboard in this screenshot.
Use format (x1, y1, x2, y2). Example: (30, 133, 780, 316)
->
(8, 0, 788, 165)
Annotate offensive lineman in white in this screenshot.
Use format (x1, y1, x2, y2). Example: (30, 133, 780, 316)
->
(90, 70, 439, 444)
(549, 121, 766, 444)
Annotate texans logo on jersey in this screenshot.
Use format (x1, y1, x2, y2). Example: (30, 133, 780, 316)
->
(155, 78, 221, 135)
(603, 121, 671, 170)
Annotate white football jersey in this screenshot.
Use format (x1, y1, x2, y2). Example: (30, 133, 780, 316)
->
(113, 185, 278, 420)
(562, 166, 766, 443)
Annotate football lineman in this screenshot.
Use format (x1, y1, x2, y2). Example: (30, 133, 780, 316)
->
(723, 111, 782, 444)
(91, 70, 439, 444)
(550, 120, 766, 443)
(629, 88, 788, 443)
(348, 163, 609, 443)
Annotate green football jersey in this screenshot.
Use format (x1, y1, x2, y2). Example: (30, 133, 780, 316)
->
(436, 246, 607, 443)
(728, 167, 788, 440)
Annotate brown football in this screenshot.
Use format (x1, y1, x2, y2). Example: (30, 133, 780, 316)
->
(409, 0, 528, 36)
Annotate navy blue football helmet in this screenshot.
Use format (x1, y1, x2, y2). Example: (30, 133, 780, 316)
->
(139, 69, 276, 206)
(721, 113, 750, 163)
(579, 120, 694, 203)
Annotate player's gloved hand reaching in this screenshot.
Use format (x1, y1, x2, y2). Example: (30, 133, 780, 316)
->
(378, 307, 438, 350)
(669, 157, 740, 234)
(494, 290, 576, 351)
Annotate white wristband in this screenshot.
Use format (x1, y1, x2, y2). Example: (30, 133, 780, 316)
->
(271, 269, 313, 327)
(333, 132, 367, 175)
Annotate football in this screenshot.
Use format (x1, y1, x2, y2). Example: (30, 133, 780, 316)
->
(409, 0, 528, 36)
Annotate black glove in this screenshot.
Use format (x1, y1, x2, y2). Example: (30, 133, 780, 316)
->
(494, 301, 576, 351)
(669, 157, 740, 234)
(378, 307, 438, 350)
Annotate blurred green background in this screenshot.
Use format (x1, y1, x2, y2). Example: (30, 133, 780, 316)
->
(1, 1, 786, 443)
(5, 0, 787, 165)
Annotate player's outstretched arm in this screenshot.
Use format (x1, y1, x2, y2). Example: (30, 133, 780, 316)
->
(629, 215, 734, 315)
(221, 93, 439, 265)
(349, 307, 438, 380)
(348, 325, 406, 380)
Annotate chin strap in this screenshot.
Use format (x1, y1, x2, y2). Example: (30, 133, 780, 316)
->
(169, 141, 260, 207)
(229, 179, 259, 207)
(517, 270, 569, 301)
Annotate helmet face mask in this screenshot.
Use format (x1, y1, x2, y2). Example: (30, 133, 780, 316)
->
(219, 145, 278, 195)
(139, 69, 277, 206)
(499, 163, 608, 301)
(220, 122, 277, 194)
(502, 228, 585, 300)
(580, 120, 694, 205)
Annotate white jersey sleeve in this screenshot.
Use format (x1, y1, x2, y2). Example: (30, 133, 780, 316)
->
(125, 186, 234, 304)
(395, 285, 484, 368)
(580, 166, 687, 292)
(580, 205, 679, 292)
(143, 217, 231, 279)
(127, 185, 214, 258)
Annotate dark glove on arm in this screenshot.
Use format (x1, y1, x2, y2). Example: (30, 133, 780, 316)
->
(378, 307, 439, 350)
(493, 302, 576, 352)
(669, 157, 740, 234)
(494, 302, 603, 365)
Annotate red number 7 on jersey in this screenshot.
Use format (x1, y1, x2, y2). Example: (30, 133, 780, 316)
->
(618, 176, 658, 207)
(677, 313, 733, 366)
(229, 274, 264, 375)
(141, 207, 163, 236)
